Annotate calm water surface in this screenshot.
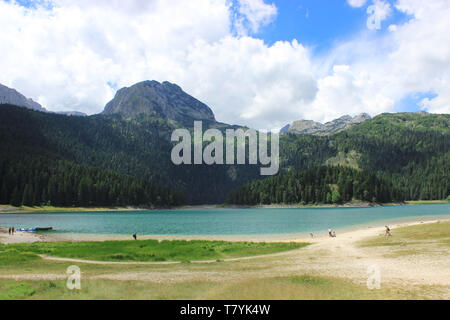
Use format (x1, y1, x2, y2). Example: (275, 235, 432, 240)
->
(1, 204, 449, 236)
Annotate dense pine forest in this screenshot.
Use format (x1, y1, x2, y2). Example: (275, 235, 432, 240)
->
(0, 104, 449, 207)
(0, 104, 258, 205)
(273, 112, 450, 204)
(227, 166, 398, 205)
(0, 155, 185, 207)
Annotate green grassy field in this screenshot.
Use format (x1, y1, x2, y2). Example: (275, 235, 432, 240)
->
(1, 240, 306, 262)
(1, 276, 443, 300)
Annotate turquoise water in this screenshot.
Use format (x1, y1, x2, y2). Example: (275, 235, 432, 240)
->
(1, 204, 449, 236)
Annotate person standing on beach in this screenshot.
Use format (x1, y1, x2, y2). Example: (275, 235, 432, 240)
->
(385, 225, 391, 237)
(8, 227, 11, 235)
(133, 232, 137, 240)
(328, 229, 332, 237)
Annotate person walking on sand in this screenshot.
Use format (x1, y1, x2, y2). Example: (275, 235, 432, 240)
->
(133, 232, 137, 240)
(328, 229, 332, 237)
(8, 227, 11, 235)
(385, 225, 391, 237)
(332, 230, 336, 238)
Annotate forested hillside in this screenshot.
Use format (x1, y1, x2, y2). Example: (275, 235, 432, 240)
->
(242, 112, 450, 205)
(0, 104, 448, 207)
(0, 104, 259, 205)
(0, 155, 184, 207)
(227, 166, 394, 205)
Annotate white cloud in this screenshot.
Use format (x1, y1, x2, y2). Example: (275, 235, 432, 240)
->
(235, 0, 277, 34)
(181, 37, 317, 129)
(325, 0, 450, 118)
(0, 0, 449, 131)
(347, 0, 368, 8)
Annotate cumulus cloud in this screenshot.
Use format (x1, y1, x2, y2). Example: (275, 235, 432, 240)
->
(235, 0, 277, 34)
(181, 37, 317, 129)
(0, 0, 449, 131)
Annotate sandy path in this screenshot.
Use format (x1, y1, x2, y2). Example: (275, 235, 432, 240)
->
(38, 248, 301, 265)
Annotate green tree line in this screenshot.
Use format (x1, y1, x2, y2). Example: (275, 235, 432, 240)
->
(226, 166, 396, 205)
(0, 155, 185, 207)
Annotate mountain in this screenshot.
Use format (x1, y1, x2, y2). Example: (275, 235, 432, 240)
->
(231, 112, 450, 205)
(284, 113, 371, 135)
(102, 80, 216, 126)
(0, 80, 448, 207)
(0, 83, 46, 112)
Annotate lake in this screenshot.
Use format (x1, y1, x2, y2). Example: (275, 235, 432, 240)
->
(1, 204, 449, 236)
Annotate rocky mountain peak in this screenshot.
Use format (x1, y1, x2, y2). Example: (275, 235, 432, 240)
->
(284, 113, 372, 135)
(0, 83, 46, 112)
(102, 80, 216, 125)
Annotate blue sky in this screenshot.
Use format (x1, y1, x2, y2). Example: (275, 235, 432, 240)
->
(238, 0, 410, 52)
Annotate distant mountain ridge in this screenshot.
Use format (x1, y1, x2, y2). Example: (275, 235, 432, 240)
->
(102, 80, 216, 125)
(281, 113, 372, 135)
(0, 83, 88, 116)
(0, 83, 46, 112)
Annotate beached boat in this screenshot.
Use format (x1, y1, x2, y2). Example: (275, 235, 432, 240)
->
(16, 227, 53, 232)
(17, 228, 35, 232)
(35, 227, 53, 231)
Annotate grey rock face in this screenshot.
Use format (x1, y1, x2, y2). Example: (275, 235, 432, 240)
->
(351, 112, 371, 123)
(289, 120, 324, 134)
(0, 83, 46, 112)
(285, 113, 372, 135)
(102, 80, 216, 124)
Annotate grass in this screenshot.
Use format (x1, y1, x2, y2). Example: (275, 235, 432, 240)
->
(3, 240, 307, 262)
(406, 200, 449, 205)
(0, 275, 443, 300)
(358, 221, 450, 259)
(359, 221, 450, 248)
(0, 248, 41, 264)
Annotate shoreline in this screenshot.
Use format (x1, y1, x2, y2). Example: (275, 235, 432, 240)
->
(1, 200, 448, 214)
(2, 215, 449, 244)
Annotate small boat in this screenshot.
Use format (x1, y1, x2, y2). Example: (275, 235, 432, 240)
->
(16, 227, 53, 232)
(35, 227, 53, 231)
(17, 228, 36, 232)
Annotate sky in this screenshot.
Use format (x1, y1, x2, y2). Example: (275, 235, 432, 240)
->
(0, 0, 449, 130)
